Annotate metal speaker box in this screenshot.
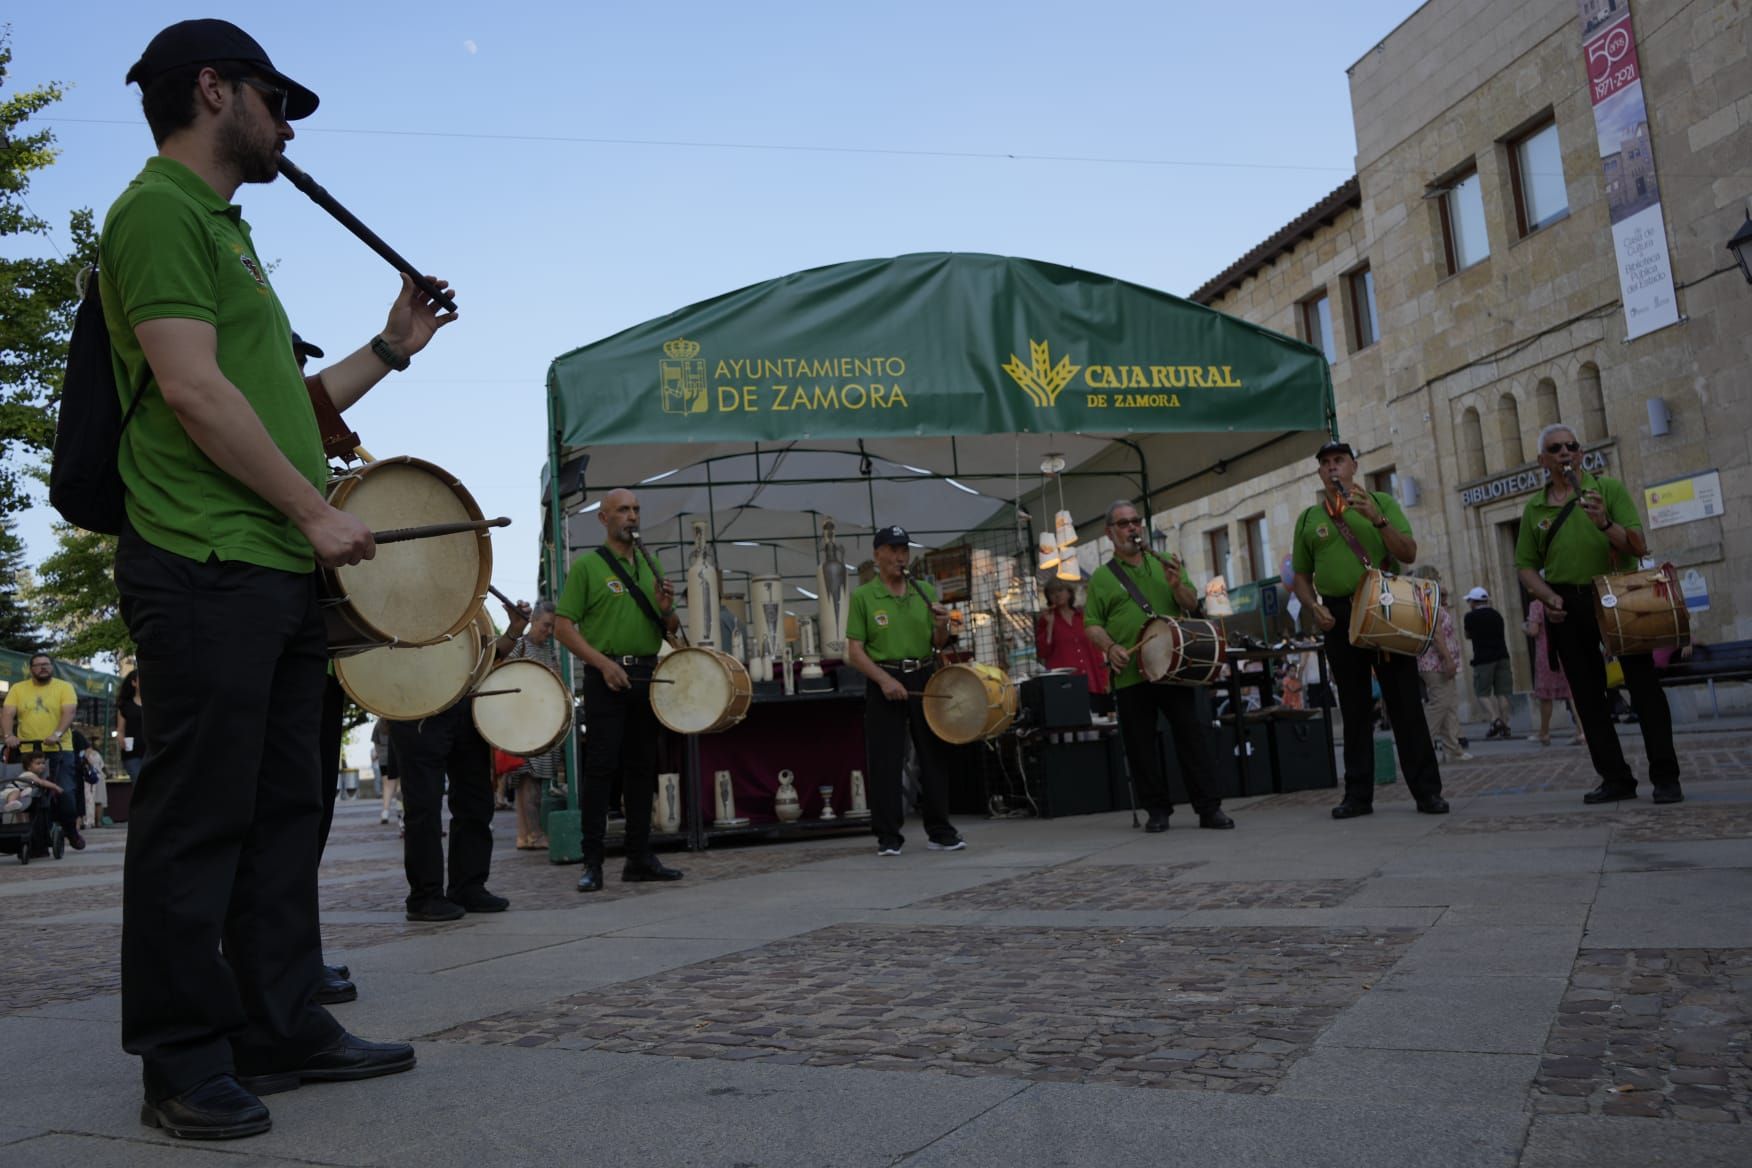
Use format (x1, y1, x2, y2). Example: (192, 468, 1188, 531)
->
(1020, 673, 1092, 729)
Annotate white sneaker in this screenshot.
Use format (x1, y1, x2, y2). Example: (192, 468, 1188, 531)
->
(1458, 751, 1475, 761)
(877, 845, 902, 857)
(927, 838, 967, 852)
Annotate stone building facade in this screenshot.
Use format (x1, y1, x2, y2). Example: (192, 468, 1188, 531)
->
(1155, 0, 1752, 712)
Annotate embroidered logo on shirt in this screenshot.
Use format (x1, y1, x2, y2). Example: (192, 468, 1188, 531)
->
(1538, 518, 1552, 531)
(1315, 525, 1330, 539)
(606, 579, 625, 595)
(237, 252, 268, 288)
(874, 611, 890, 627)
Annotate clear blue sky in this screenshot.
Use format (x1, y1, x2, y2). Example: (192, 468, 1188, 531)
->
(8, 0, 1416, 612)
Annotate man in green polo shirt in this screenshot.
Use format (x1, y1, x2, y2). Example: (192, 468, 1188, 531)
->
(554, 487, 685, 892)
(1085, 501, 1234, 833)
(1515, 423, 1680, 805)
(844, 525, 964, 856)
(104, 20, 454, 1140)
(1290, 440, 1446, 819)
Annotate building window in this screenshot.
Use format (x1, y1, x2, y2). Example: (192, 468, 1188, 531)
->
(1241, 515, 1268, 584)
(1348, 266, 1379, 350)
(1438, 167, 1490, 274)
(1510, 119, 1568, 235)
(1301, 292, 1336, 362)
(1207, 526, 1232, 584)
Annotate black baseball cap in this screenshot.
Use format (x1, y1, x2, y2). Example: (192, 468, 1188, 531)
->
(872, 525, 911, 548)
(1315, 439, 1356, 460)
(291, 332, 324, 360)
(126, 20, 320, 121)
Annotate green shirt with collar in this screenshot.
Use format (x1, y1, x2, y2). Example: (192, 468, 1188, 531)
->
(99, 157, 325, 573)
(1291, 490, 1410, 598)
(846, 576, 939, 662)
(1085, 555, 1188, 690)
(1514, 471, 1641, 585)
(555, 547, 664, 658)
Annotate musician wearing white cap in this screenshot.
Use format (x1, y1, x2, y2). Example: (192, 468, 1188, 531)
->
(103, 20, 457, 1139)
(1288, 440, 1447, 819)
(1515, 423, 1681, 805)
(843, 525, 966, 856)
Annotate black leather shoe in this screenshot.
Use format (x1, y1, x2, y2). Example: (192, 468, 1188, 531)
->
(1144, 810, 1171, 833)
(1331, 802, 1374, 820)
(623, 857, 684, 882)
(140, 1074, 271, 1140)
(450, 887, 510, 913)
(238, 1033, 416, 1096)
(576, 864, 605, 893)
(1198, 810, 1235, 830)
(1651, 784, 1684, 805)
(324, 962, 351, 981)
(405, 897, 465, 922)
(1583, 783, 1638, 805)
(1416, 797, 1451, 815)
(314, 971, 358, 1004)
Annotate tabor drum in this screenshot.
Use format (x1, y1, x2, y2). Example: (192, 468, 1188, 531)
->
(650, 647, 753, 734)
(1348, 569, 1438, 657)
(324, 456, 492, 652)
(1595, 565, 1689, 657)
(472, 658, 574, 756)
(336, 610, 493, 721)
(922, 663, 1017, 745)
(1137, 617, 1227, 685)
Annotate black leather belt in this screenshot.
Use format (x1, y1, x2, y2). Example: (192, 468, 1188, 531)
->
(601, 655, 658, 667)
(877, 658, 932, 673)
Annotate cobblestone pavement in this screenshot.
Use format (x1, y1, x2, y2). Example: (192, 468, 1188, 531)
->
(431, 923, 1420, 1092)
(919, 864, 1362, 912)
(1535, 949, 1752, 1124)
(1444, 805, 1752, 841)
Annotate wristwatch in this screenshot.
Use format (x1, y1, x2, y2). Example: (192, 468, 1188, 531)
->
(1373, 518, 1389, 528)
(371, 335, 410, 372)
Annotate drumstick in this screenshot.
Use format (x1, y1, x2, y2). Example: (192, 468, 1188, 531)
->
(373, 517, 510, 544)
(489, 584, 519, 608)
(469, 688, 523, 698)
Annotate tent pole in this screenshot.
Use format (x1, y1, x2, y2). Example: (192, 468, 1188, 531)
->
(545, 383, 583, 864)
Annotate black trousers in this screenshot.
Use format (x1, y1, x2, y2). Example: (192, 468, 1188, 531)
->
(116, 529, 340, 1099)
(318, 673, 344, 860)
(386, 703, 495, 906)
(1549, 582, 1678, 788)
(861, 666, 959, 849)
(1114, 682, 1223, 816)
(1323, 594, 1443, 805)
(580, 667, 658, 866)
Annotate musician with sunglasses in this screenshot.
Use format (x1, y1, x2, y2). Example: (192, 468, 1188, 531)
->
(1515, 424, 1681, 805)
(104, 20, 455, 1140)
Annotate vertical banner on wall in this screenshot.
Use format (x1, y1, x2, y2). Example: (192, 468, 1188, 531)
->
(1579, 1, 1679, 340)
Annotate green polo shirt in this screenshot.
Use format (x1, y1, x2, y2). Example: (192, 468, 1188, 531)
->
(846, 577, 938, 661)
(1515, 472, 1641, 585)
(99, 157, 325, 573)
(1291, 491, 1410, 598)
(555, 547, 664, 657)
(1085, 556, 1188, 691)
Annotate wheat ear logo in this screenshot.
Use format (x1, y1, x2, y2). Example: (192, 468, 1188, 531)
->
(1002, 339, 1080, 408)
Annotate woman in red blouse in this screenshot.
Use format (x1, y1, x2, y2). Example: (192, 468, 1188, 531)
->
(1035, 578, 1112, 712)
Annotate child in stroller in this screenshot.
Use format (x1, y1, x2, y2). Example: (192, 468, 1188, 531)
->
(0, 753, 66, 863)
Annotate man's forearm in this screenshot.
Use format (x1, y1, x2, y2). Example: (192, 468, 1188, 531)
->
(319, 345, 396, 413)
(161, 371, 329, 528)
(553, 619, 616, 673)
(1382, 529, 1417, 563)
(1519, 568, 1560, 606)
(845, 641, 892, 686)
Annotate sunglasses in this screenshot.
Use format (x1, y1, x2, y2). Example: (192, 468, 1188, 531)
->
(237, 76, 289, 122)
(1111, 518, 1145, 527)
(1544, 441, 1581, 454)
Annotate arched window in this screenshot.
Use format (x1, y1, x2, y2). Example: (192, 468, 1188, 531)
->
(1579, 363, 1606, 442)
(1535, 378, 1559, 429)
(1495, 392, 1525, 467)
(1460, 406, 1486, 480)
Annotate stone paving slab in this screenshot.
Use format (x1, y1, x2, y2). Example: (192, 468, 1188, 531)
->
(1316, 972, 1571, 1054)
(1519, 1114, 1752, 1167)
(1275, 1045, 1540, 1111)
(1585, 870, 1752, 949)
(917, 862, 1364, 913)
(1604, 839, 1752, 872)
(1533, 948, 1751, 1124)
(1396, 924, 1586, 978)
(1, 1134, 322, 1168)
(1446, 806, 1752, 842)
(432, 923, 1419, 1094)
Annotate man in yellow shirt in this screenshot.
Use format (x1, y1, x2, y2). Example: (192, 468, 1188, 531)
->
(2, 653, 84, 850)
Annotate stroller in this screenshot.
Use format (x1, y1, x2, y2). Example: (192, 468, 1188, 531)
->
(0, 742, 68, 865)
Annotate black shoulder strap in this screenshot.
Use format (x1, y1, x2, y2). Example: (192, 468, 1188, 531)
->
(595, 546, 670, 640)
(88, 257, 150, 430)
(1536, 496, 1582, 567)
(1103, 558, 1158, 620)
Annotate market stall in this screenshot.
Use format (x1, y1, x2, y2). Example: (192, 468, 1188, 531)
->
(539, 253, 1336, 856)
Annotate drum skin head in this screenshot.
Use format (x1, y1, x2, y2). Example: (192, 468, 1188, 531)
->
(327, 458, 490, 646)
(473, 659, 573, 755)
(923, 663, 1016, 744)
(651, 647, 752, 735)
(336, 613, 491, 721)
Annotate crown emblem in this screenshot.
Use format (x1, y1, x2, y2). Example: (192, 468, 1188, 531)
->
(663, 337, 700, 360)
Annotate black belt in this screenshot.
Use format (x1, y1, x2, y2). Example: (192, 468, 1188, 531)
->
(598, 655, 658, 667)
(876, 658, 933, 673)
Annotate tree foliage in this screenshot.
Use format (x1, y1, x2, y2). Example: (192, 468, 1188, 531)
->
(32, 520, 127, 662)
(0, 28, 96, 518)
(0, 513, 37, 650)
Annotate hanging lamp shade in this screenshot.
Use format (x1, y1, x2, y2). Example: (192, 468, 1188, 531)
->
(1054, 510, 1078, 549)
(1055, 552, 1082, 582)
(1036, 532, 1060, 572)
